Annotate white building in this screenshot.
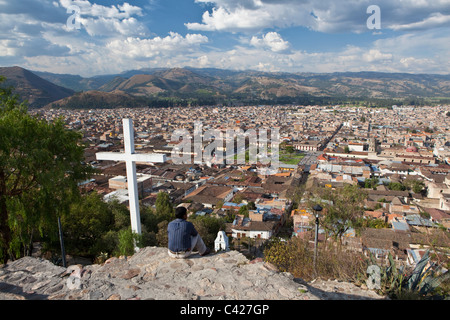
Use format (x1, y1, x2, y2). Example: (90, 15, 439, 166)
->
(229, 216, 277, 240)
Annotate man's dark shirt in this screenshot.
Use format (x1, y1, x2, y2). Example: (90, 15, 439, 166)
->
(167, 218, 198, 252)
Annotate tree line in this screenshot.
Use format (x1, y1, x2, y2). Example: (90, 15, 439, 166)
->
(48, 87, 444, 110)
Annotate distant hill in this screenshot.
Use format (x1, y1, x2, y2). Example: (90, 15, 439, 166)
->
(0, 66, 75, 108)
(32, 70, 117, 93)
(44, 90, 150, 110)
(99, 68, 225, 97)
(95, 67, 450, 103)
(2, 66, 450, 109)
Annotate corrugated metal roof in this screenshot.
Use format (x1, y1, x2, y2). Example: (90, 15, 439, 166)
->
(405, 214, 436, 227)
(391, 220, 410, 231)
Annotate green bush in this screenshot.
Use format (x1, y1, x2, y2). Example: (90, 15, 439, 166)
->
(116, 228, 142, 257)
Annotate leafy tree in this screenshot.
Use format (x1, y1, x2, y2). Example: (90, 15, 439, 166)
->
(0, 78, 92, 263)
(189, 215, 225, 249)
(155, 192, 174, 218)
(150, 192, 175, 248)
(285, 145, 295, 154)
(155, 220, 169, 248)
(361, 218, 389, 229)
(308, 185, 367, 244)
(139, 205, 159, 234)
(223, 209, 236, 223)
(62, 195, 163, 260)
(140, 204, 169, 247)
(60, 192, 113, 258)
(108, 198, 131, 230)
(60, 193, 171, 260)
(412, 181, 424, 194)
(373, 203, 383, 210)
(388, 182, 406, 191)
(364, 177, 379, 189)
(404, 179, 425, 194)
(238, 204, 249, 217)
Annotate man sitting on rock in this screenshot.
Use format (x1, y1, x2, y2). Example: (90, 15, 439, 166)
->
(167, 206, 210, 258)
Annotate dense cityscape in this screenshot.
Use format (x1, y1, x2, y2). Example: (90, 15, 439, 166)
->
(31, 103, 450, 265)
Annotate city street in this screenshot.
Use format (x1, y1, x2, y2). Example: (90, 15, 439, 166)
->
(299, 151, 322, 172)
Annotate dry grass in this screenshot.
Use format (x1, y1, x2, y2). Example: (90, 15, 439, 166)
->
(264, 237, 368, 283)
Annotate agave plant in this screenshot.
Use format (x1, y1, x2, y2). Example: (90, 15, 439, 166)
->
(406, 250, 450, 298)
(367, 250, 449, 299)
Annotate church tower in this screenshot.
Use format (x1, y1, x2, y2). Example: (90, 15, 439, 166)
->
(368, 138, 378, 153)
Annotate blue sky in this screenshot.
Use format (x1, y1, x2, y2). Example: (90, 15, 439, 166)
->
(0, 0, 449, 77)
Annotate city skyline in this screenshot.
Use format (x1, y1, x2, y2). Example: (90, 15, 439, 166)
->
(0, 0, 449, 77)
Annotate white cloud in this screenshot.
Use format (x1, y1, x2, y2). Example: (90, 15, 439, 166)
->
(59, 0, 143, 19)
(362, 49, 393, 63)
(186, 0, 317, 32)
(58, 0, 149, 37)
(250, 32, 290, 53)
(187, 0, 450, 33)
(168, 27, 450, 75)
(390, 12, 450, 31)
(197, 55, 210, 67)
(78, 16, 149, 37)
(0, 40, 18, 56)
(186, 6, 278, 32)
(107, 33, 209, 58)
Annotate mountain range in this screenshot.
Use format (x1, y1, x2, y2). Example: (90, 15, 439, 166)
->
(1, 66, 450, 109)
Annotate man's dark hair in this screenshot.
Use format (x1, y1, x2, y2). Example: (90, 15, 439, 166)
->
(175, 206, 187, 219)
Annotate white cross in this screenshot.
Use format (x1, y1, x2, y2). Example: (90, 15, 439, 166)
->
(96, 118, 166, 235)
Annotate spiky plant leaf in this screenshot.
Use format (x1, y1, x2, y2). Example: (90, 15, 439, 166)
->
(418, 271, 450, 296)
(407, 250, 430, 291)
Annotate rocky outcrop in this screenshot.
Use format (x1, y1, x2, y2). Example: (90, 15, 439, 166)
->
(0, 247, 385, 300)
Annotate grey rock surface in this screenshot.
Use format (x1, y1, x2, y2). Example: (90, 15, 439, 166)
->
(0, 247, 386, 300)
